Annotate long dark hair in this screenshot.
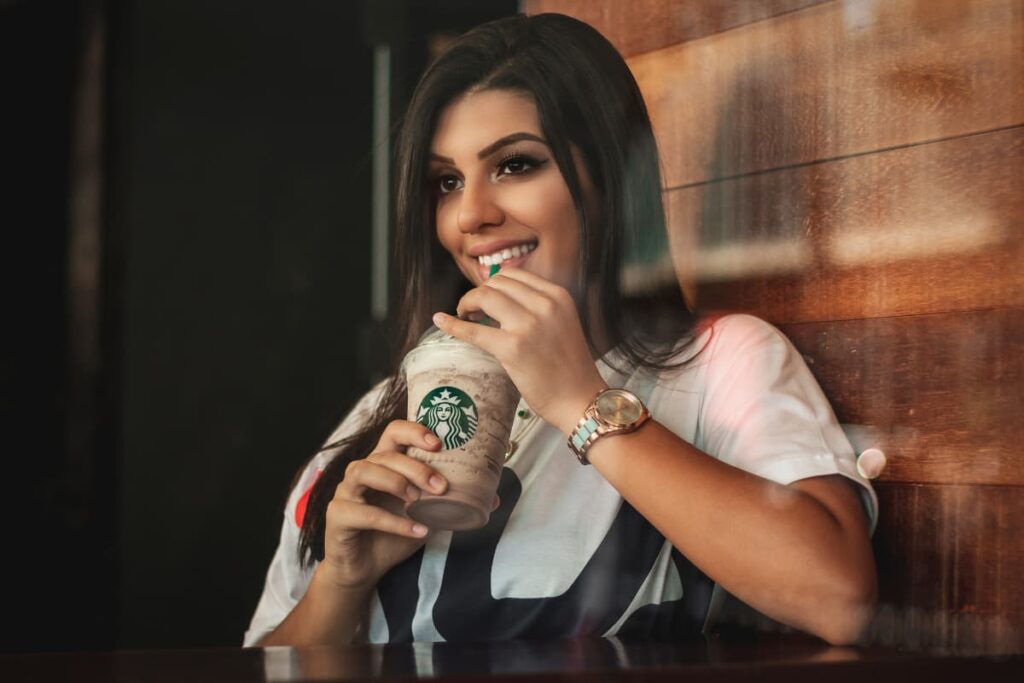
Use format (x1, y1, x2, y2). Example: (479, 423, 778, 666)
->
(299, 13, 705, 565)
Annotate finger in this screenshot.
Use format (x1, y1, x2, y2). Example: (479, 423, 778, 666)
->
(366, 450, 449, 495)
(455, 286, 533, 329)
(377, 419, 442, 453)
(329, 499, 429, 538)
(481, 274, 560, 321)
(489, 267, 574, 303)
(458, 309, 488, 323)
(336, 459, 422, 504)
(432, 311, 504, 357)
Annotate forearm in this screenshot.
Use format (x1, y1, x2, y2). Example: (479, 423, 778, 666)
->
(256, 565, 373, 647)
(586, 420, 877, 644)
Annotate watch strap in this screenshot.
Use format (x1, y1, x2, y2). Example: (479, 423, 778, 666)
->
(569, 416, 600, 457)
(568, 411, 600, 465)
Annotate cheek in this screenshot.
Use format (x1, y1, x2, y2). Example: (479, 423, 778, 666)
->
(510, 180, 578, 241)
(434, 202, 481, 284)
(434, 203, 459, 254)
(543, 190, 580, 256)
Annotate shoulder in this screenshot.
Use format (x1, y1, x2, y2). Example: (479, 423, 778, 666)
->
(703, 312, 788, 355)
(662, 312, 790, 374)
(696, 312, 798, 372)
(691, 312, 812, 403)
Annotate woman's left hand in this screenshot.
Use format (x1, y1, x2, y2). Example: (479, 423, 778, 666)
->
(433, 268, 608, 434)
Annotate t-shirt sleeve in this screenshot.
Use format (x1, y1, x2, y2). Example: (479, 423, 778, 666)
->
(698, 314, 878, 534)
(242, 380, 389, 647)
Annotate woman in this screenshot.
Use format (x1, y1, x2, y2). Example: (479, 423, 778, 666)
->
(245, 13, 878, 647)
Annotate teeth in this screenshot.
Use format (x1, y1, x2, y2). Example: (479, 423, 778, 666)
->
(477, 242, 536, 266)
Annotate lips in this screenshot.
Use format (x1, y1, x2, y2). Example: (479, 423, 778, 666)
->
(476, 241, 538, 266)
(472, 240, 537, 280)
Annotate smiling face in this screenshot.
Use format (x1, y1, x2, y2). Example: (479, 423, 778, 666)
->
(428, 88, 596, 292)
(435, 403, 454, 421)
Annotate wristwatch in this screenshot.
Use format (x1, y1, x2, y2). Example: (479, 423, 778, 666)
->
(567, 388, 651, 465)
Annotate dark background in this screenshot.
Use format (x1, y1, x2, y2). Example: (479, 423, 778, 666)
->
(1, 0, 515, 652)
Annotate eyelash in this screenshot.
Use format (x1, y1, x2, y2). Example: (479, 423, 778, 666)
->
(496, 152, 543, 176)
(434, 153, 547, 195)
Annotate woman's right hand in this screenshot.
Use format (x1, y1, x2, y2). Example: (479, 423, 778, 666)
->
(318, 420, 447, 590)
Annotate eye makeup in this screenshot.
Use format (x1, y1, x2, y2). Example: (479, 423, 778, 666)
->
(494, 151, 549, 177)
(428, 150, 550, 196)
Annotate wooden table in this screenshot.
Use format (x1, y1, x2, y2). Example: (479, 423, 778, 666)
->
(2, 632, 1020, 682)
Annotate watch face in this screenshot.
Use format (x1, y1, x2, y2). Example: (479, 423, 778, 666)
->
(596, 389, 643, 427)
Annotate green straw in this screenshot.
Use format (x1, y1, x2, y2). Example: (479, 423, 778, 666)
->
(476, 263, 500, 326)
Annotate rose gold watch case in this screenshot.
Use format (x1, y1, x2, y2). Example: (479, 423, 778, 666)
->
(570, 388, 651, 464)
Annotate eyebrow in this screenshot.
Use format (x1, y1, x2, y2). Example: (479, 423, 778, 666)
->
(428, 132, 548, 164)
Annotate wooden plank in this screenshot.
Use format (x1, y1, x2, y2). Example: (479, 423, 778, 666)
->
(711, 482, 1024, 652)
(866, 482, 1024, 654)
(521, 0, 829, 57)
(775, 308, 1024, 487)
(627, 0, 1024, 187)
(659, 125, 1024, 322)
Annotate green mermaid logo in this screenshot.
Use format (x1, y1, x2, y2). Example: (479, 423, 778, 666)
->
(416, 386, 478, 450)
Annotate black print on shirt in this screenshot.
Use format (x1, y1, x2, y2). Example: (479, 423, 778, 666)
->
(377, 467, 713, 642)
(377, 545, 424, 642)
(438, 468, 709, 641)
(615, 548, 715, 639)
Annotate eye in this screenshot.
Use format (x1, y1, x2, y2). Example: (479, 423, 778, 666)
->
(436, 174, 463, 195)
(496, 154, 546, 177)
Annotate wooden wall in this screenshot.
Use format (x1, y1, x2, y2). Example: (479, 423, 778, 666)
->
(524, 0, 1023, 653)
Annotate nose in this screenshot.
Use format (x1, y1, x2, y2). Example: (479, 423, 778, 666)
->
(457, 178, 504, 233)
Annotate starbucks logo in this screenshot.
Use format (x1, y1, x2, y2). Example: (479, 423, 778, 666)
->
(416, 386, 478, 450)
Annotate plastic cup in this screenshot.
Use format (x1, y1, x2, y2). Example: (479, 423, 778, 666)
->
(400, 327, 519, 530)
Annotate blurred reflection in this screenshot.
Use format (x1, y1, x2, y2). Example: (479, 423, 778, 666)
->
(263, 644, 383, 681)
(576, 0, 1023, 658)
(695, 50, 814, 280)
(261, 634, 861, 681)
(842, 0, 879, 32)
(695, 236, 810, 282)
(828, 211, 1003, 266)
(868, 604, 1021, 655)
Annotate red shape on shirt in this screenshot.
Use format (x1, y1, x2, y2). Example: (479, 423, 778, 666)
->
(294, 470, 324, 528)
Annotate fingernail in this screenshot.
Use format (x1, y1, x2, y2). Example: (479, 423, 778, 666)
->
(429, 474, 446, 492)
(412, 523, 429, 537)
(433, 312, 446, 326)
(406, 485, 420, 501)
(424, 433, 440, 447)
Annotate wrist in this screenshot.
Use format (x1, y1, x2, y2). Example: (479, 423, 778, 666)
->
(555, 379, 609, 435)
(565, 385, 652, 465)
(291, 563, 374, 646)
(313, 562, 377, 599)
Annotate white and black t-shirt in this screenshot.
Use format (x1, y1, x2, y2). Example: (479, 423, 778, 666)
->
(244, 314, 878, 646)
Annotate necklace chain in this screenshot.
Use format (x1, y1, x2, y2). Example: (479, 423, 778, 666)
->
(504, 405, 541, 461)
